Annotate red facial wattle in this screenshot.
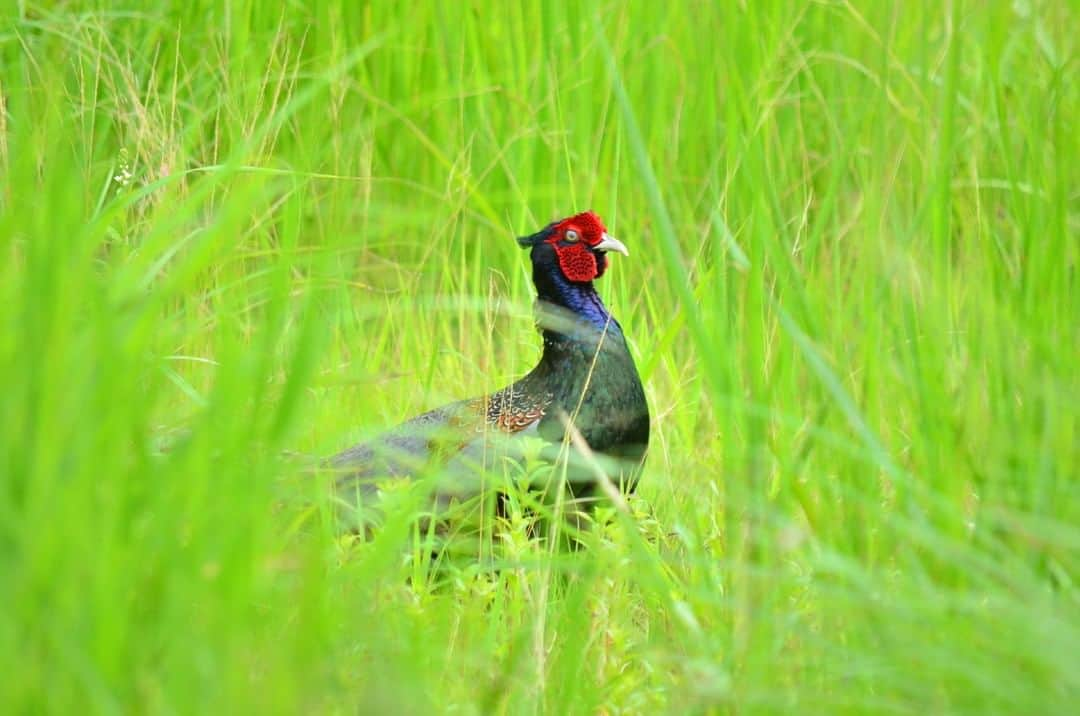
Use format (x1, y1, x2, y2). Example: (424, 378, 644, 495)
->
(547, 211, 621, 283)
(555, 243, 601, 282)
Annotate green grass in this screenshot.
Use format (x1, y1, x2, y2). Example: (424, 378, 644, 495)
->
(2, 1, 1077, 713)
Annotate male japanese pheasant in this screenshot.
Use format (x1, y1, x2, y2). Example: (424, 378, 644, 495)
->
(329, 211, 649, 526)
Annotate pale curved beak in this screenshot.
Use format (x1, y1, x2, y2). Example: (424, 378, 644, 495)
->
(594, 232, 629, 256)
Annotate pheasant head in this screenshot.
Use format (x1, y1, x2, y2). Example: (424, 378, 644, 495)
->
(517, 211, 628, 283)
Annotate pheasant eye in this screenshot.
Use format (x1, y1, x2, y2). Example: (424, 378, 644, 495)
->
(564, 229, 580, 243)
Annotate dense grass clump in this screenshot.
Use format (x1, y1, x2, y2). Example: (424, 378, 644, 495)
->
(1, 2, 1076, 713)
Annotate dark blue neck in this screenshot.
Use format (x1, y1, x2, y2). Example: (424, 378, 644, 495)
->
(533, 267, 622, 345)
(544, 276, 610, 325)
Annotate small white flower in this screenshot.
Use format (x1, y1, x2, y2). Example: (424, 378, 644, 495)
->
(113, 149, 134, 190)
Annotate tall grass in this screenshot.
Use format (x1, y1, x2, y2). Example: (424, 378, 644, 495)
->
(1, 1, 1076, 712)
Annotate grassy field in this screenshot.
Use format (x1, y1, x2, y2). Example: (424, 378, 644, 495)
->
(2, 1, 1077, 713)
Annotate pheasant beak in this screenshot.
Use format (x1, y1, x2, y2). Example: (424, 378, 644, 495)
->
(594, 232, 629, 257)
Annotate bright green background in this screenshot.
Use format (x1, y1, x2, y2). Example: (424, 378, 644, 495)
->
(1, 1, 1076, 713)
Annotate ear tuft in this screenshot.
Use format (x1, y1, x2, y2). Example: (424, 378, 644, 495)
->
(516, 223, 554, 249)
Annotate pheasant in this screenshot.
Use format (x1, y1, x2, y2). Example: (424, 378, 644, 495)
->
(329, 211, 649, 528)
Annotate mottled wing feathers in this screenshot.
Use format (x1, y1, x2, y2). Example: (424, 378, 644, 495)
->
(479, 384, 553, 434)
(330, 383, 552, 492)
